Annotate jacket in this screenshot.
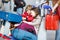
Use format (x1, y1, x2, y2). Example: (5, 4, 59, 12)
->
(14, 0, 26, 8)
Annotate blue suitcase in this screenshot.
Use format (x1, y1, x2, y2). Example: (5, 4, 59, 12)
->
(0, 11, 6, 20)
(0, 11, 22, 23)
(6, 12, 22, 23)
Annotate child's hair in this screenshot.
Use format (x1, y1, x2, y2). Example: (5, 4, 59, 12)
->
(31, 7, 40, 18)
(25, 5, 32, 11)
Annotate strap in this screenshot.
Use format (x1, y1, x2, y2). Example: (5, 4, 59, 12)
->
(38, 17, 43, 31)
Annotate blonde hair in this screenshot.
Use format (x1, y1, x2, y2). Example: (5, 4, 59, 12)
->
(25, 5, 32, 11)
(31, 7, 40, 18)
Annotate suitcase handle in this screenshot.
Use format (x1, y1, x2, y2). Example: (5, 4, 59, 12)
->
(47, 10, 53, 15)
(48, 10, 57, 15)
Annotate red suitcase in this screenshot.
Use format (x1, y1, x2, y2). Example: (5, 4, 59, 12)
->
(45, 11, 59, 30)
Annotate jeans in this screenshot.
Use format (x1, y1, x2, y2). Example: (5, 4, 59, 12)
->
(11, 28, 37, 40)
(17, 8, 23, 15)
(55, 30, 60, 40)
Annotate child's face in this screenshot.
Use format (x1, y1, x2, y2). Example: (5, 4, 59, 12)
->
(27, 10, 31, 14)
(30, 10, 36, 17)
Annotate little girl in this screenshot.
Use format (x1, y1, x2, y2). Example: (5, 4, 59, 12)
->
(9, 7, 40, 40)
(23, 7, 41, 34)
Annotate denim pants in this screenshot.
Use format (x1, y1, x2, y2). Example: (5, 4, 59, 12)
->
(17, 8, 23, 15)
(55, 21, 60, 40)
(11, 28, 37, 40)
(55, 30, 60, 40)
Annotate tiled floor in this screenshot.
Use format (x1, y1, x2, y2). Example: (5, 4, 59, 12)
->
(47, 30, 56, 40)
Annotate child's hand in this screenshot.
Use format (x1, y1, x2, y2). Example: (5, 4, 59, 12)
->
(22, 17, 26, 21)
(10, 28, 14, 30)
(10, 26, 16, 30)
(23, 21, 26, 22)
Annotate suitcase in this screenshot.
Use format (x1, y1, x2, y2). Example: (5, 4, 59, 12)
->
(17, 22, 36, 35)
(6, 12, 22, 23)
(0, 11, 6, 20)
(45, 11, 59, 30)
(0, 11, 22, 23)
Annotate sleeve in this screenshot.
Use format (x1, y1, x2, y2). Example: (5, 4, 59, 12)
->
(23, 17, 41, 26)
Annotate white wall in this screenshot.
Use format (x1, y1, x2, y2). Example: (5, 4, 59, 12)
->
(24, 0, 36, 5)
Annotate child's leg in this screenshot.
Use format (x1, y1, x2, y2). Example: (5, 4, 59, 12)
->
(11, 28, 37, 40)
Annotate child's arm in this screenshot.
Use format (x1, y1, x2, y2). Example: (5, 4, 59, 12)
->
(22, 12, 27, 21)
(22, 17, 26, 21)
(23, 16, 41, 26)
(52, 0, 60, 13)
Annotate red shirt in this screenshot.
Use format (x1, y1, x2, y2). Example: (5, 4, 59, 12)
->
(22, 12, 34, 22)
(22, 12, 28, 18)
